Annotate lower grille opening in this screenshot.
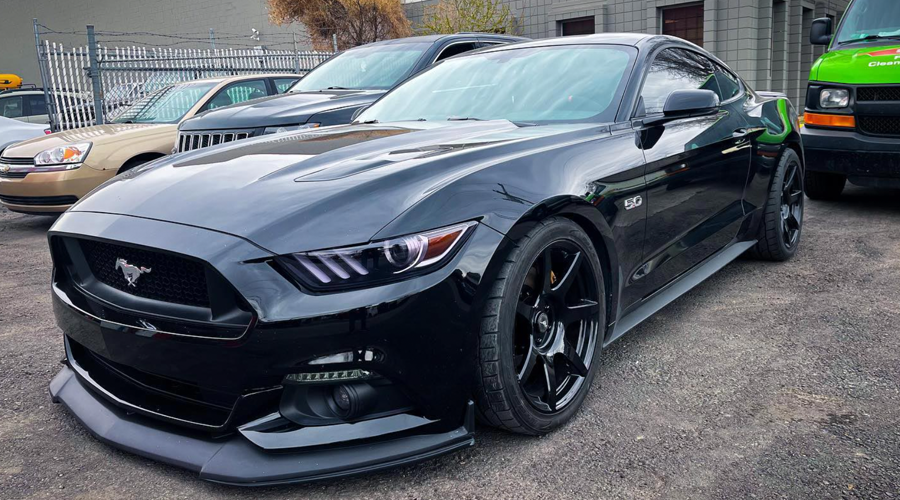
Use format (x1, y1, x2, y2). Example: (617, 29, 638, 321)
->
(859, 116, 900, 137)
(0, 194, 77, 206)
(69, 338, 236, 428)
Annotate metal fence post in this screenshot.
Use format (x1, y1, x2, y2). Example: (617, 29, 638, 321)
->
(332, 34, 338, 53)
(86, 25, 104, 125)
(292, 33, 301, 74)
(33, 19, 56, 131)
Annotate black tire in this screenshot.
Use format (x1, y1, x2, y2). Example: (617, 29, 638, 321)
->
(804, 170, 846, 200)
(474, 218, 605, 435)
(749, 148, 804, 261)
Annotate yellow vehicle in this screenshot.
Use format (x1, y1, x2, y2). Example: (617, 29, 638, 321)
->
(0, 73, 297, 214)
(0, 74, 23, 90)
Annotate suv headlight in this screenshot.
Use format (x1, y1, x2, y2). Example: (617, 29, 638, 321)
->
(263, 123, 320, 135)
(278, 221, 477, 292)
(820, 89, 850, 109)
(34, 142, 92, 170)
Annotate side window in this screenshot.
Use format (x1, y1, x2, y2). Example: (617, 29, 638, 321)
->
(26, 95, 48, 116)
(434, 42, 479, 62)
(638, 48, 718, 116)
(1, 96, 24, 118)
(273, 78, 299, 94)
(204, 80, 268, 110)
(714, 64, 743, 101)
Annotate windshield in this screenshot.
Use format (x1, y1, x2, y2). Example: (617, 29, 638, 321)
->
(357, 45, 635, 125)
(290, 42, 430, 92)
(111, 81, 216, 124)
(835, 0, 900, 44)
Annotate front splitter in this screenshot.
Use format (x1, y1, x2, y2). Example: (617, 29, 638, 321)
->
(49, 366, 475, 486)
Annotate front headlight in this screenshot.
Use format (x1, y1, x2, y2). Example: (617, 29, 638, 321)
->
(33, 142, 92, 170)
(820, 89, 850, 109)
(263, 123, 320, 135)
(279, 221, 477, 292)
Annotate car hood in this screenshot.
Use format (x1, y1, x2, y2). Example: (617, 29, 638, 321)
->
(811, 44, 900, 84)
(2, 123, 172, 158)
(180, 90, 385, 131)
(71, 120, 592, 255)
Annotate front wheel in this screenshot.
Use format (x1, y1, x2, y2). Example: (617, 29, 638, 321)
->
(474, 218, 605, 435)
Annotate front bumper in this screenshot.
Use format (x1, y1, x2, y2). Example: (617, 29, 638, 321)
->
(802, 126, 900, 187)
(0, 164, 111, 213)
(47, 210, 504, 484)
(50, 363, 474, 486)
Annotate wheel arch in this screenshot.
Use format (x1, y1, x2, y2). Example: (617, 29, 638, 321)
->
(502, 195, 621, 332)
(118, 152, 167, 174)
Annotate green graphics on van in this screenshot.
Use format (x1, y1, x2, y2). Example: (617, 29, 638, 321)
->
(811, 0, 900, 84)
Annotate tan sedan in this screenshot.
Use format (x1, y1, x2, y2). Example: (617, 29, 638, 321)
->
(0, 74, 298, 214)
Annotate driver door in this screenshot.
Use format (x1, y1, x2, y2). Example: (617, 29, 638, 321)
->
(632, 47, 752, 298)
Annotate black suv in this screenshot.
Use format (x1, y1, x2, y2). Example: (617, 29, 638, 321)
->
(176, 33, 527, 152)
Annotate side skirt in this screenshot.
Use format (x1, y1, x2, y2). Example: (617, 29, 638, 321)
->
(604, 239, 757, 348)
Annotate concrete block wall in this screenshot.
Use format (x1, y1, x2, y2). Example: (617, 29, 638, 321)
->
(405, 0, 851, 105)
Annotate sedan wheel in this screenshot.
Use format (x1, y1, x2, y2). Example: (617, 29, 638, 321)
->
(475, 218, 605, 435)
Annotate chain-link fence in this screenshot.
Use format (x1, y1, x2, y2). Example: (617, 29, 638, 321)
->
(34, 22, 333, 131)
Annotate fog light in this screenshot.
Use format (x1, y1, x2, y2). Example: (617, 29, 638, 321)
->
(284, 369, 372, 384)
(333, 385, 352, 413)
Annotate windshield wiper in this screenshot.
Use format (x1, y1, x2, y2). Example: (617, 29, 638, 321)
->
(447, 117, 484, 121)
(324, 86, 351, 90)
(839, 34, 900, 45)
(359, 119, 379, 124)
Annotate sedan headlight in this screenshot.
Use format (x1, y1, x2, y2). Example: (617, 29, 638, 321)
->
(34, 142, 92, 170)
(280, 221, 477, 292)
(820, 89, 850, 109)
(263, 123, 320, 135)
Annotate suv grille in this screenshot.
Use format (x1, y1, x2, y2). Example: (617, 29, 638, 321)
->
(857, 86, 900, 102)
(79, 239, 211, 308)
(178, 130, 254, 153)
(0, 156, 35, 166)
(858, 116, 900, 137)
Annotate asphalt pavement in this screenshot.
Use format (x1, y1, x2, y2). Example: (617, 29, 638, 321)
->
(1, 185, 898, 499)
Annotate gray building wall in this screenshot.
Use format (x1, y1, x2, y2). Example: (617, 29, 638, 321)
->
(405, 0, 850, 107)
(0, 0, 310, 86)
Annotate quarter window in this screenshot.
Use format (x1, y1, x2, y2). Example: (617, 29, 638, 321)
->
(638, 48, 718, 115)
(714, 64, 742, 101)
(26, 95, 48, 116)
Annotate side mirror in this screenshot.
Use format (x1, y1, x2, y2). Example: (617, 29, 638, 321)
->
(644, 89, 720, 126)
(351, 105, 370, 123)
(810, 17, 833, 45)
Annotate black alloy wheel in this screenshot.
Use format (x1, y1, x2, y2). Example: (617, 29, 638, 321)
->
(749, 148, 804, 261)
(475, 218, 605, 435)
(513, 241, 600, 413)
(780, 160, 803, 250)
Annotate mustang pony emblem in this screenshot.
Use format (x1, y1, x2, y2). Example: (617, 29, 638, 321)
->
(115, 258, 151, 287)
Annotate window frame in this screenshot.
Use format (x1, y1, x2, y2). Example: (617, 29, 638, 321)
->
(631, 44, 746, 119)
(200, 78, 271, 112)
(431, 40, 481, 64)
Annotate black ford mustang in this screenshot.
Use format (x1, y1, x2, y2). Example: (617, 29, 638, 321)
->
(47, 34, 804, 485)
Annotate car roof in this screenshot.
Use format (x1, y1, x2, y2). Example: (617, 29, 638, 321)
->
(475, 33, 694, 51)
(356, 33, 529, 48)
(188, 73, 300, 85)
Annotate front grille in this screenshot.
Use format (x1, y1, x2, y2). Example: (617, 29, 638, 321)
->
(0, 194, 77, 206)
(858, 116, 900, 137)
(0, 156, 35, 166)
(178, 130, 254, 153)
(857, 86, 900, 102)
(78, 239, 211, 308)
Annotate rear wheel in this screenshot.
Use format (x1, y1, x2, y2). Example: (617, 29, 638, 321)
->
(804, 170, 846, 200)
(474, 218, 604, 435)
(750, 148, 804, 261)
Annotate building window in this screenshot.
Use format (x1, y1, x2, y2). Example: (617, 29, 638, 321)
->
(559, 17, 595, 36)
(662, 4, 704, 46)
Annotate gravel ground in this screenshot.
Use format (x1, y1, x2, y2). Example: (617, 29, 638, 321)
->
(1, 185, 899, 500)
